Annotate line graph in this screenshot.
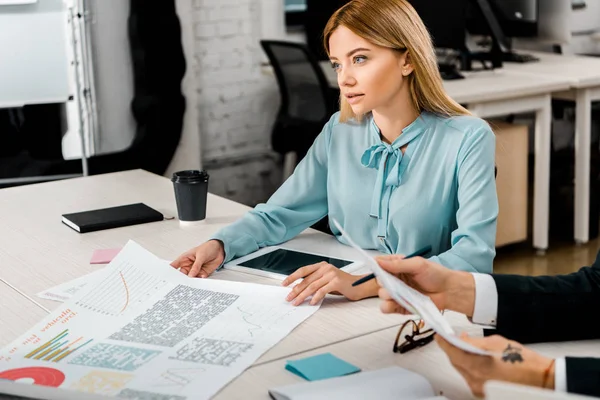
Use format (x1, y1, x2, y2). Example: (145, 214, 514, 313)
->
(119, 272, 129, 313)
(234, 304, 299, 339)
(74, 262, 168, 316)
(236, 306, 262, 337)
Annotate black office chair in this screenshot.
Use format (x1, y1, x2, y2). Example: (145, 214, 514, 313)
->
(260, 40, 339, 180)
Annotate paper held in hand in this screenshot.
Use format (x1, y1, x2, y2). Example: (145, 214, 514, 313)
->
(331, 219, 490, 356)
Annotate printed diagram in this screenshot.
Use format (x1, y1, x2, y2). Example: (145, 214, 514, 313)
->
(24, 329, 93, 363)
(170, 338, 253, 367)
(117, 388, 186, 400)
(109, 285, 239, 347)
(75, 262, 168, 316)
(236, 304, 299, 338)
(0, 366, 65, 387)
(70, 370, 133, 395)
(236, 306, 262, 337)
(68, 343, 160, 372)
(152, 368, 206, 389)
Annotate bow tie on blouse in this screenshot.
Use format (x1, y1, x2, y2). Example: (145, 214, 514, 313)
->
(361, 118, 427, 240)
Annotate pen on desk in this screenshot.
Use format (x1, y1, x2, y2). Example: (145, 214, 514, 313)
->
(351, 244, 432, 287)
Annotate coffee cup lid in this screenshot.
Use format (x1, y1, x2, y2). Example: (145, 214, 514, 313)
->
(172, 170, 209, 183)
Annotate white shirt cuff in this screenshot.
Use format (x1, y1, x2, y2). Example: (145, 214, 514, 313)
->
(554, 358, 567, 392)
(470, 273, 498, 327)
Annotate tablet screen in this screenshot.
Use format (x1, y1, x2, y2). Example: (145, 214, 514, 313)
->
(237, 249, 354, 275)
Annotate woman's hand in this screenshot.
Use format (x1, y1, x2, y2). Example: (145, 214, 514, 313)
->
(170, 240, 225, 278)
(281, 262, 378, 306)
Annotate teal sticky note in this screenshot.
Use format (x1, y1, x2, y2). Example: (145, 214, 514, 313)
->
(285, 353, 361, 381)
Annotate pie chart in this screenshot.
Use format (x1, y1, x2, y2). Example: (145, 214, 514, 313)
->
(0, 367, 65, 387)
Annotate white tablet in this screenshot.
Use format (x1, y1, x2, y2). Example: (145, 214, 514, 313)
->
(223, 246, 363, 280)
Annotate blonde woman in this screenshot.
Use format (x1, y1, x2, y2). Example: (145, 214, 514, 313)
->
(171, 0, 498, 306)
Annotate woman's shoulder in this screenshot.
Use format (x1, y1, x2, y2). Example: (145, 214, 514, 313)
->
(437, 114, 493, 135)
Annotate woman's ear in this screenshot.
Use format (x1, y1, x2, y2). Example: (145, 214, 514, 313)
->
(400, 52, 414, 76)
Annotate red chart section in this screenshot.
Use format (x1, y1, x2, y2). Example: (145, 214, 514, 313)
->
(0, 367, 65, 387)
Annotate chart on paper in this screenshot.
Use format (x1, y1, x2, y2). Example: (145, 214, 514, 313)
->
(0, 241, 321, 400)
(24, 329, 93, 363)
(37, 259, 172, 303)
(235, 304, 300, 338)
(74, 261, 168, 316)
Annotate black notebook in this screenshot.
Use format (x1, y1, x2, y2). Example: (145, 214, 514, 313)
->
(61, 203, 163, 233)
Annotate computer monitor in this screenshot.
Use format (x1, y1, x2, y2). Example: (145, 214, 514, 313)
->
(466, 0, 540, 64)
(408, 0, 469, 79)
(284, 0, 307, 28)
(467, 0, 538, 38)
(303, 0, 469, 73)
(303, 0, 349, 60)
(409, 0, 468, 52)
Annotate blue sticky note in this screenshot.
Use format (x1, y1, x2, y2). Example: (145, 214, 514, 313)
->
(285, 353, 361, 381)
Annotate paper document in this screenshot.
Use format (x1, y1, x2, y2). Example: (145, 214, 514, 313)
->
(269, 366, 443, 400)
(36, 259, 171, 302)
(37, 269, 109, 302)
(2, 241, 319, 399)
(331, 219, 490, 356)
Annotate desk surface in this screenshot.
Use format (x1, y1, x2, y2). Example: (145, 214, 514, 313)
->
(3, 169, 600, 399)
(0, 282, 48, 348)
(218, 319, 600, 400)
(0, 169, 402, 365)
(500, 51, 600, 88)
(217, 321, 475, 400)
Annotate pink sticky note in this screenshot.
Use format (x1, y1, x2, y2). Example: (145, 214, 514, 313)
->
(90, 248, 122, 264)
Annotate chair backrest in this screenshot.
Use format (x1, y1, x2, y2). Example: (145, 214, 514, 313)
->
(260, 40, 335, 122)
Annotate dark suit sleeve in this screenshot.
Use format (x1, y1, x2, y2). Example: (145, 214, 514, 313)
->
(566, 357, 600, 397)
(483, 251, 600, 343)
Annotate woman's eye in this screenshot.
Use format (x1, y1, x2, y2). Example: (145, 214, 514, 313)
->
(354, 55, 367, 64)
(330, 62, 341, 71)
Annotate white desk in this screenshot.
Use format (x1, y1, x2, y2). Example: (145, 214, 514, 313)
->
(500, 51, 600, 245)
(266, 63, 573, 252)
(217, 318, 477, 400)
(2, 170, 600, 399)
(442, 70, 572, 254)
(0, 170, 404, 365)
(0, 282, 48, 348)
(217, 319, 600, 400)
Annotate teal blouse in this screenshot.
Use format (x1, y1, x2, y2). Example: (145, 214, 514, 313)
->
(212, 111, 498, 272)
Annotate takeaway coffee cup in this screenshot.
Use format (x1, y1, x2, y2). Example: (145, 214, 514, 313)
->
(171, 170, 209, 223)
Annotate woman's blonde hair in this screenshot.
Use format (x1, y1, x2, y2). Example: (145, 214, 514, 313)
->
(323, 0, 471, 122)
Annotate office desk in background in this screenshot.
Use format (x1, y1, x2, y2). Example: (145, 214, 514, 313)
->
(320, 53, 600, 246)
(263, 63, 573, 252)
(501, 51, 600, 245)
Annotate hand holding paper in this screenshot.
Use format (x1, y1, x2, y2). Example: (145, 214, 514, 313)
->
(331, 219, 490, 356)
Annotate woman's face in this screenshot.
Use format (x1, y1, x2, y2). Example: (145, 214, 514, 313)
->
(328, 26, 413, 116)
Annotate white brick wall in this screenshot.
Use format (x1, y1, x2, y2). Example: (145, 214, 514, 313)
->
(191, 0, 283, 205)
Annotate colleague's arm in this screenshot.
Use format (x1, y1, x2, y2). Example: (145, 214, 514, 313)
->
(210, 114, 336, 263)
(486, 251, 600, 343)
(476, 271, 600, 397)
(376, 252, 600, 397)
(428, 123, 498, 274)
